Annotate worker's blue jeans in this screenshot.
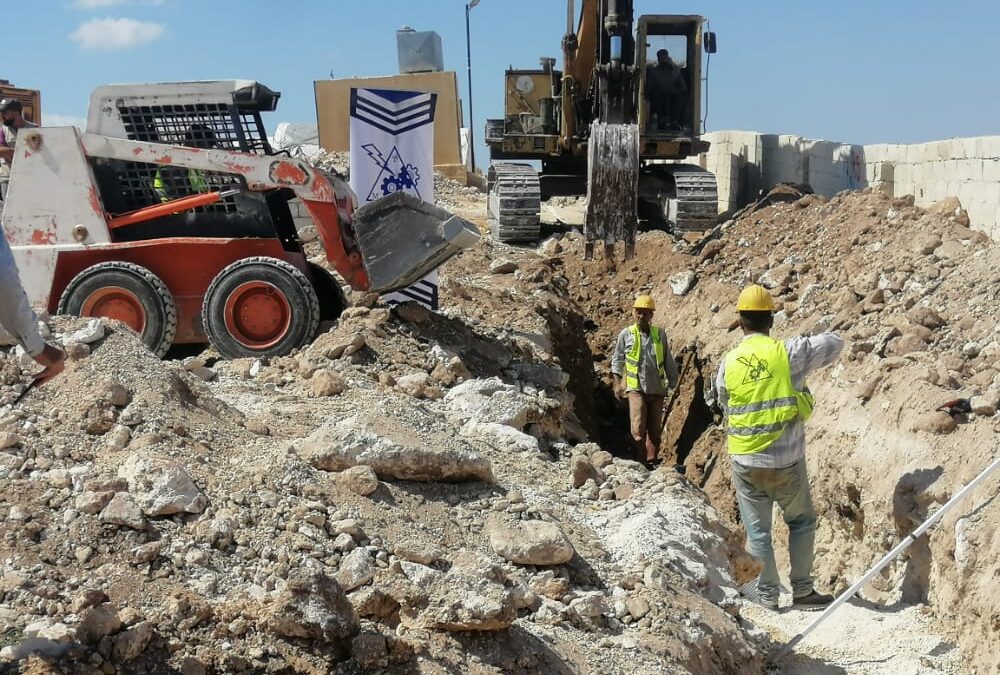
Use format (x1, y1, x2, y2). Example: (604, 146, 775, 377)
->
(732, 458, 817, 602)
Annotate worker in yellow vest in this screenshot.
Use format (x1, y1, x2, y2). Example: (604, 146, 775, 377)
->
(716, 285, 844, 611)
(153, 124, 215, 203)
(611, 294, 679, 468)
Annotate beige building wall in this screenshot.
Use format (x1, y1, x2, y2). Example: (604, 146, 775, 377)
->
(314, 72, 465, 179)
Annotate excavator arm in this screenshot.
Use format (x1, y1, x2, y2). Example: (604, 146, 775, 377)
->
(562, 0, 640, 259)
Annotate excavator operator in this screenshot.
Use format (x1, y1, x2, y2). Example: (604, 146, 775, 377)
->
(645, 49, 688, 132)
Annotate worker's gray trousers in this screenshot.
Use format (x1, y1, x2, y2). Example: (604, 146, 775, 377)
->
(732, 458, 817, 602)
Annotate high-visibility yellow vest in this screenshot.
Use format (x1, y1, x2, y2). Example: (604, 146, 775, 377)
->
(625, 324, 667, 390)
(153, 168, 209, 203)
(723, 334, 814, 455)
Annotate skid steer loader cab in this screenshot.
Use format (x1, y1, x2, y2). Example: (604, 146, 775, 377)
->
(86, 81, 287, 244)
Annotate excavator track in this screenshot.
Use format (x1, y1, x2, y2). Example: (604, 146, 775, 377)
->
(657, 164, 719, 232)
(585, 122, 640, 259)
(487, 163, 541, 243)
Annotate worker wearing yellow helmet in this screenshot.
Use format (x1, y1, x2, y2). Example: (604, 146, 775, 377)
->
(611, 293, 679, 468)
(716, 284, 844, 611)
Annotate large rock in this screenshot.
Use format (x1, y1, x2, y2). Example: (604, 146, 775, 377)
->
(486, 519, 575, 566)
(397, 554, 518, 631)
(596, 496, 742, 612)
(443, 377, 536, 429)
(99, 493, 146, 530)
(264, 571, 359, 644)
(570, 454, 604, 489)
(76, 604, 122, 645)
(296, 416, 493, 483)
(460, 420, 541, 454)
(669, 270, 696, 296)
(119, 454, 207, 516)
(311, 369, 346, 397)
(0, 620, 75, 661)
(911, 411, 958, 434)
(111, 621, 154, 663)
(334, 465, 380, 496)
(336, 548, 376, 591)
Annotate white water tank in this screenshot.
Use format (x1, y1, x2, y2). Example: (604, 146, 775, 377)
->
(397, 27, 444, 74)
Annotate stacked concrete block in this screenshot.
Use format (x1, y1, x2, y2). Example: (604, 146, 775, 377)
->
(698, 130, 1000, 242)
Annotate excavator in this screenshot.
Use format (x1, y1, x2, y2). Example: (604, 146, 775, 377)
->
(1, 81, 478, 359)
(485, 0, 718, 258)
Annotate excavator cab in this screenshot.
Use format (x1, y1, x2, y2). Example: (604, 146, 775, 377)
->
(636, 16, 714, 144)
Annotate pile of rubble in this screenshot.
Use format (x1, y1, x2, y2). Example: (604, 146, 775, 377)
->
(0, 298, 761, 673)
(2, 176, 995, 673)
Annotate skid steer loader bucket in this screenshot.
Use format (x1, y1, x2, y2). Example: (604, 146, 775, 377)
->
(351, 191, 481, 293)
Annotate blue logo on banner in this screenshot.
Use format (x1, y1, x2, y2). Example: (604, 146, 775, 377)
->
(361, 143, 423, 201)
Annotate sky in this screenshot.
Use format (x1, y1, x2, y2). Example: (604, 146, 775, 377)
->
(7, 0, 1000, 168)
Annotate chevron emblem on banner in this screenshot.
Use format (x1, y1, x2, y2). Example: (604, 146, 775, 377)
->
(349, 88, 438, 136)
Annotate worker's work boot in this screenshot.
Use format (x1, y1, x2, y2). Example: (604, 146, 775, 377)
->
(792, 590, 834, 610)
(738, 580, 778, 610)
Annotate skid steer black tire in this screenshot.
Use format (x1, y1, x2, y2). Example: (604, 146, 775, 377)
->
(202, 256, 319, 359)
(307, 262, 347, 322)
(57, 261, 177, 357)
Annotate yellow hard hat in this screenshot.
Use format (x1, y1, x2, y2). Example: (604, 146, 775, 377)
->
(736, 285, 775, 312)
(634, 294, 656, 310)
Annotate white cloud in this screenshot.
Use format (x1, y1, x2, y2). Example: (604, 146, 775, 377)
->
(69, 17, 165, 50)
(72, 0, 165, 7)
(44, 114, 88, 131)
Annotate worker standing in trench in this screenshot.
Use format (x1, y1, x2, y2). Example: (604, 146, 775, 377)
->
(716, 285, 843, 610)
(611, 294, 680, 468)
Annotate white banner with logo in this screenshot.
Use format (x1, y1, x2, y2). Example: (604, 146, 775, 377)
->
(349, 87, 439, 309)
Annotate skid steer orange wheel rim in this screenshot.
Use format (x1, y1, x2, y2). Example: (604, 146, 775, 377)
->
(223, 281, 292, 349)
(81, 286, 147, 334)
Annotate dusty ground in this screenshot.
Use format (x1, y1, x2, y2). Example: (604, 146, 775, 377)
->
(0, 175, 996, 674)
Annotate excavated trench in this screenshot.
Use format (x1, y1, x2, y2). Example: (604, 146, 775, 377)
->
(543, 301, 717, 470)
(538, 283, 992, 672)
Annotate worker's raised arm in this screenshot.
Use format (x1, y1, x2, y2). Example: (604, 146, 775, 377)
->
(785, 332, 845, 384)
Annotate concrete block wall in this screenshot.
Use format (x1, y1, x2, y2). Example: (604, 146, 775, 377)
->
(702, 130, 1000, 242)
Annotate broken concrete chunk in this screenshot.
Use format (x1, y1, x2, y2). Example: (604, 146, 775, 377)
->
(67, 319, 106, 345)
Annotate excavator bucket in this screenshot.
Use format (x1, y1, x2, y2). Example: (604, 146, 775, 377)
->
(584, 122, 640, 260)
(351, 191, 481, 293)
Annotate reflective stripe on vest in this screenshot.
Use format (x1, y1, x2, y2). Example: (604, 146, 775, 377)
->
(723, 334, 815, 455)
(625, 324, 666, 390)
(154, 168, 209, 203)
